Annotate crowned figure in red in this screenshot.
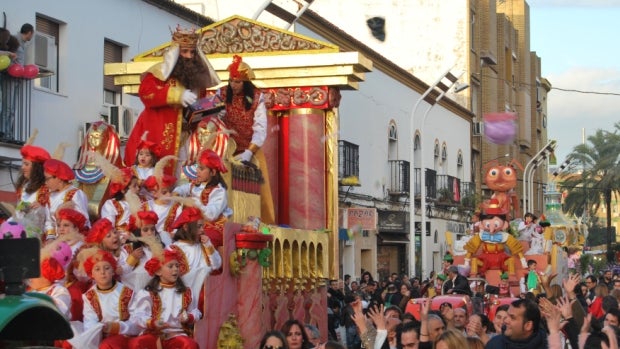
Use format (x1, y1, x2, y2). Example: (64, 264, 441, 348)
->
(124, 26, 220, 175)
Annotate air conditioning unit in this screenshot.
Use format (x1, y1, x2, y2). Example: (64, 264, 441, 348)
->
(472, 121, 484, 136)
(107, 106, 137, 139)
(344, 239, 354, 246)
(34, 33, 57, 73)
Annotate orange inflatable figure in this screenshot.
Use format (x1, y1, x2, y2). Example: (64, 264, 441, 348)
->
(481, 160, 522, 221)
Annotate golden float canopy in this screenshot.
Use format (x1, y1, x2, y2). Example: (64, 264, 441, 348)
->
(104, 15, 372, 94)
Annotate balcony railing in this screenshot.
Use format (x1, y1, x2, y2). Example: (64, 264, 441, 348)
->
(412, 168, 437, 199)
(388, 160, 409, 195)
(460, 181, 477, 209)
(436, 174, 460, 204)
(0, 74, 32, 145)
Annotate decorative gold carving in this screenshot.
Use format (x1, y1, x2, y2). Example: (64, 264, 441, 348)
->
(216, 313, 244, 349)
(263, 227, 329, 285)
(325, 109, 339, 279)
(199, 18, 331, 55)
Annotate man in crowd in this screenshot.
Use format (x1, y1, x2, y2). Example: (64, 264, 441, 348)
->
(443, 266, 472, 296)
(485, 299, 547, 348)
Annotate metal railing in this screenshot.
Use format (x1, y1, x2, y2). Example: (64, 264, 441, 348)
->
(0, 74, 32, 145)
(388, 160, 409, 195)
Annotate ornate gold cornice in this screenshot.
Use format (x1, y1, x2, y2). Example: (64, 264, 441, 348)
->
(104, 15, 371, 94)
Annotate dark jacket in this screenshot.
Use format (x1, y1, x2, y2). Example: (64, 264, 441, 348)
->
(484, 330, 548, 349)
(443, 274, 472, 296)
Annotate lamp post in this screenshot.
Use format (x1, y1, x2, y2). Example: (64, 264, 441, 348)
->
(408, 66, 466, 278)
(522, 140, 556, 214)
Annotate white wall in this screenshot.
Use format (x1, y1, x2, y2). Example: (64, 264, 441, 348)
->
(2, 0, 199, 164)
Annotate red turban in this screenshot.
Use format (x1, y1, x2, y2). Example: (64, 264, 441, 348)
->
(108, 167, 135, 196)
(137, 210, 159, 227)
(57, 208, 88, 232)
(143, 174, 177, 191)
(83, 249, 117, 278)
(170, 207, 203, 230)
(40, 257, 65, 283)
(198, 149, 227, 173)
(44, 159, 75, 181)
(85, 218, 114, 244)
(20, 145, 51, 163)
(144, 248, 182, 277)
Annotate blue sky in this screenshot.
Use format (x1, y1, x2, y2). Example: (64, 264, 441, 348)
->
(529, 0, 620, 164)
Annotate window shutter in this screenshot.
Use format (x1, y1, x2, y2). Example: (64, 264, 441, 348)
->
(104, 40, 122, 92)
(35, 16, 59, 44)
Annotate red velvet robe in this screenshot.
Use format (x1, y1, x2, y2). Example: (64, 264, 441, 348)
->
(125, 72, 186, 173)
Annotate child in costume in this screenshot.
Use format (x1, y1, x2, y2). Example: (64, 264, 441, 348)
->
(170, 206, 222, 312)
(173, 149, 232, 249)
(499, 272, 512, 297)
(517, 212, 541, 242)
(70, 248, 141, 349)
(132, 248, 201, 349)
(519, 259, 542, 295)
(14, 142, 51, 238)
(132, 133, 161, 201)
(43, 158, 90, 239)
(99, 167, 139, 243)
(28, 250, 72, 320)
(119, 210, 165, 292)
(142, 174, 182, 246)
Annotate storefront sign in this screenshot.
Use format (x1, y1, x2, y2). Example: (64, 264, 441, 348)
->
(346, 208, 377, 230)
(378, 210, 407, 233)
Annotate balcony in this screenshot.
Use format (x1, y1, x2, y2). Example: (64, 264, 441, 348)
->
(459, 181, 477, 210)
(436, 174, 460, 205)
(412, 168, 436, 200)
(0, 74, 32, 145)
(387, 160, 409, 195)
(338, 140, 360, 186)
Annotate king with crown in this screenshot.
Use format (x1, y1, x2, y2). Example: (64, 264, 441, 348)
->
(124, 26, 221, 175)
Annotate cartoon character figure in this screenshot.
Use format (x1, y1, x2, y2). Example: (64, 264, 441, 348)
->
(463, 199, 527, 276)
(480, 160, 523, 221)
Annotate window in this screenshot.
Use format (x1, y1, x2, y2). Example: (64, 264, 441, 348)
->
(104, 39, 123, 104)
(388, 123, 397, 140)
(434, 142, 440, 158)
(388, 122, 397, 160)
(441, 144, 447, 162)
(457, 152, 463, 166)
(414, 134, 420, 150)
(338, 140, 359, 179)
(34, 15, 60, 92)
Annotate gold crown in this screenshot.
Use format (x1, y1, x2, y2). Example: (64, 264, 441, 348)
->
(171, 26, 199, 48)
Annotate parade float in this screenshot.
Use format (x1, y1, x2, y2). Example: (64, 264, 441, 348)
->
(447, 159, 571, 298)
(102, 15, 371, 349)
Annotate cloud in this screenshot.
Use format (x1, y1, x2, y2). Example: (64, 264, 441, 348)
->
(545, 67, 620, 161)
(528, 0, 620, 7)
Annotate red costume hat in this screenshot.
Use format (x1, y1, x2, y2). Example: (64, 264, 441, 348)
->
(20, 145, 51, 163)
(40, 257, 65, 283)
(143, 174, 177, 191)
(227, 55, 255, 81)
(144, 248, 182, 277)
(483, 198, 508, 216)
(83, 249, 117, 278)
(137, 210, 159, 227)
(137, 138, 162, 158)
(85, 218, 114, 244)
(198, 149, 227, 173)
(44, 159, 75, 181)
(57, 208, 88, 232)
(170, 206, 203, 230)
(108, 167, 135, 196)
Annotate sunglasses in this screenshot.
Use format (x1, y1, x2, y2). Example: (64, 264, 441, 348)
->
(263, 346, 282, 349)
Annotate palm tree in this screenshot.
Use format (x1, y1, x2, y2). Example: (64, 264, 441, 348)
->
(560, 123, 620, 261)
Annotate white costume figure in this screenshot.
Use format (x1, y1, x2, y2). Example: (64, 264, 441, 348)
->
(45, 185, 90, 234)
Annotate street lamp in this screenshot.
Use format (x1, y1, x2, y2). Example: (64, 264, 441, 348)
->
(408, 66, 467, 278)
(522, 140, 556, 214)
